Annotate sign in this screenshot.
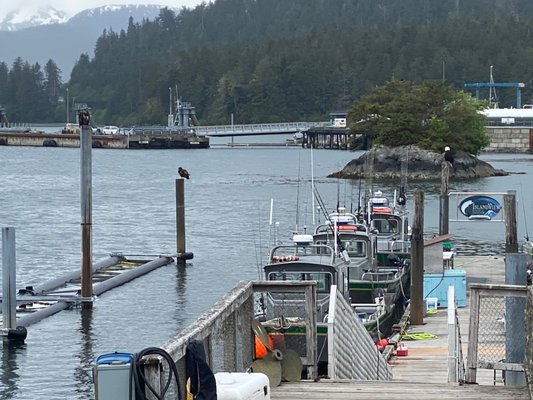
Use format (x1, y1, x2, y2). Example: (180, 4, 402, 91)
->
(459, 195, 502, 220)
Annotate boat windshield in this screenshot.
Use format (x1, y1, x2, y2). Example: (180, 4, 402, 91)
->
(342, 239, 367, 258)
(373, 218, 399, 235)
(267, 272, 332, 293)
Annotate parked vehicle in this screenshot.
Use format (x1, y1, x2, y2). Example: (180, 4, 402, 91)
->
(102, 125, 119, 135)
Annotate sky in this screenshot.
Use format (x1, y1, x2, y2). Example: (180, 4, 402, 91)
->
(0, 1, 207, 21)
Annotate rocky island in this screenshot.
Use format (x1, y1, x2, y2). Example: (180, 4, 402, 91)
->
(328, 145, 509, 181)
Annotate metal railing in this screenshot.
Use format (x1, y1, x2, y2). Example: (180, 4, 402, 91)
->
(327, 285, 392, 380)
(195, 121, 329, 137)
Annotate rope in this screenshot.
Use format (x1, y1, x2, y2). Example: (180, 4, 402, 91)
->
(401, 332, 438, 340)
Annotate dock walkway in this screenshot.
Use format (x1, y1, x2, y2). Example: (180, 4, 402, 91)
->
(271, 256, 530, 399)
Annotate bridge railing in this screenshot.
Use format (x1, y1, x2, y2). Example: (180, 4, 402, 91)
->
(195, 121, 329, 137)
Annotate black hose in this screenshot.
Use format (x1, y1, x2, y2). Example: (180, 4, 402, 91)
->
(131, 347, 182, 400)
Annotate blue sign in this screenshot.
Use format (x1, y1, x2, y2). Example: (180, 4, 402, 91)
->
(459, 195, 502, 220)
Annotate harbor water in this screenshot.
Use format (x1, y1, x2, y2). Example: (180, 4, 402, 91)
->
(0, 137, 532, 399)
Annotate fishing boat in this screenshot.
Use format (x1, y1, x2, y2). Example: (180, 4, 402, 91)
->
(366, 189, 411, 265)
(312, 206, 410, 340)
(259, 234, 352, 373)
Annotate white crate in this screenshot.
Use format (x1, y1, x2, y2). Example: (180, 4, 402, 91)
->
(215, 372, 270, 400)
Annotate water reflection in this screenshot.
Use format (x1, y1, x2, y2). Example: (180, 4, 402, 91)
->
(174, 262, 189, 328)
(74, 307, 95, 399)
(0, 340, 25, 399)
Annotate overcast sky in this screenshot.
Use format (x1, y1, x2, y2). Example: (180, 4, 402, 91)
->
(1, 1, 207, 20)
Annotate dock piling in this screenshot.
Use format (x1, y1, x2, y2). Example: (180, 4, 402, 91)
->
(411, 190, 425, 325)
(175, 177, 193, 263)
(2, 227, 16, 330)
(80, 113, 93, 308)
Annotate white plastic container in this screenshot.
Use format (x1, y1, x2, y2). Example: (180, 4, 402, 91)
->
(215, 372, 270, 400)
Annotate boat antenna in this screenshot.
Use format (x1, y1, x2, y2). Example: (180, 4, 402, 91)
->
(356, 171, 362, 217)
(336, 179, 340, 212)
(520, 182, 530, 241)
(294, 149, 302, 234)
(311, 144, 316, 226)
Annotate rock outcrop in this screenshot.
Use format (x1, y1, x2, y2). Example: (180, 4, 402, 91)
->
(328, 145, 509, 180)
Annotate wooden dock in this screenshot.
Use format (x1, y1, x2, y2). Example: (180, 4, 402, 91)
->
(271, 256, 529, 399)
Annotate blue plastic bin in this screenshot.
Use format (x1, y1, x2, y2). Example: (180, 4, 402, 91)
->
(423, 269, 466, 307)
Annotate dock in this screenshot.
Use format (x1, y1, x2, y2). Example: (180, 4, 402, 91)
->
(269, 255, 529, 399)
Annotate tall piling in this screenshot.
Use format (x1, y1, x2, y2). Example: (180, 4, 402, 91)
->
(2, 227, 17, 331)
(503, 191, 526, 386)
(439, 160, 449, 236)
(80, 110, 93, 308)
(411, 190, 424, 325)
(176, 177, 186, 264)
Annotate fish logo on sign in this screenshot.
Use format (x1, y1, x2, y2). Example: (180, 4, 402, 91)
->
(459, 195, 501, 220)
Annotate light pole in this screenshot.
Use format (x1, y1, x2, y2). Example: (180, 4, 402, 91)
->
(66, 88, 69, 123)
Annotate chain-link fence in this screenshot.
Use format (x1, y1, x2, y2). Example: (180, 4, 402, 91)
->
(466, 284, 527, 384)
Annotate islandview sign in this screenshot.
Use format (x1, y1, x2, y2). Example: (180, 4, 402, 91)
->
(459, 195, 502, 220)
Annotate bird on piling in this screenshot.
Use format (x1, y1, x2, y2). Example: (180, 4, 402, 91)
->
(444, 146, 454, 166)
(178, 167, 190, 179)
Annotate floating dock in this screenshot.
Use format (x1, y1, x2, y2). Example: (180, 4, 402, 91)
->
(0, 130, 209, 149)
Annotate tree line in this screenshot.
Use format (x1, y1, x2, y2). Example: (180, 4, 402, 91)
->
(3, 0, 533, 125)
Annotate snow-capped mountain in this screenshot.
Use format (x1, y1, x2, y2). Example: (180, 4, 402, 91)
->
(0, 4, 171, 32)
(0, 4, 178, 77)
(0, 7, 68, 31)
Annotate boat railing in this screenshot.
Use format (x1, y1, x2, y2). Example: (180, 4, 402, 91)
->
(361, 270, 399, 282)
(377, 239, 410, 253)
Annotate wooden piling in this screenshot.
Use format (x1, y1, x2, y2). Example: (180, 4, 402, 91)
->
(80, 115, 93, 309)
(176, 178, 186, 262)
(439, 160, 449, 236)
(504, 191, 518, 253)
(411, 190, 424, 325)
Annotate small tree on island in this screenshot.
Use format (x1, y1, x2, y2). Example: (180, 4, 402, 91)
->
(347, 80, 490, 155)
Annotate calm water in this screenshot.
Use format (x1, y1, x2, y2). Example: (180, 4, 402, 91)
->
(0, 139, 532, 399)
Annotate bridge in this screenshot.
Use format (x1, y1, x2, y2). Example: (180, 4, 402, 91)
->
(194, 121, 330, 137)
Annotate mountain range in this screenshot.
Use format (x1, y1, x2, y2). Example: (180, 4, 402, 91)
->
(0, 5, 177, 79)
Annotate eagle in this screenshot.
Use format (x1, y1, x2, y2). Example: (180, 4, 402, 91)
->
(178, 167, 190, 179)
(444, 146, 454, 165)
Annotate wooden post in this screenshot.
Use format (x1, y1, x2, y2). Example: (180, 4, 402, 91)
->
(504, 191, 518, 253)
(503, 191, 524, 386)
(80, 112, 93, 309)
(411, 190, 424, 325)
(439, 160, 449, 236)
(176, 178, 186, 262)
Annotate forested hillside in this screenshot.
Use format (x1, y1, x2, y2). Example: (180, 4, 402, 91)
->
(3, 0, 533, 124)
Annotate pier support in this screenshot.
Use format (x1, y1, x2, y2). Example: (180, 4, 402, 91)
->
(80, 112, 93, 308)
(1, 227, 28, 342)
(411, 190, 425, 325)
(175, 177, 193, 263)
(2, 227, 16, 331)
(439, 160, 449, 236)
